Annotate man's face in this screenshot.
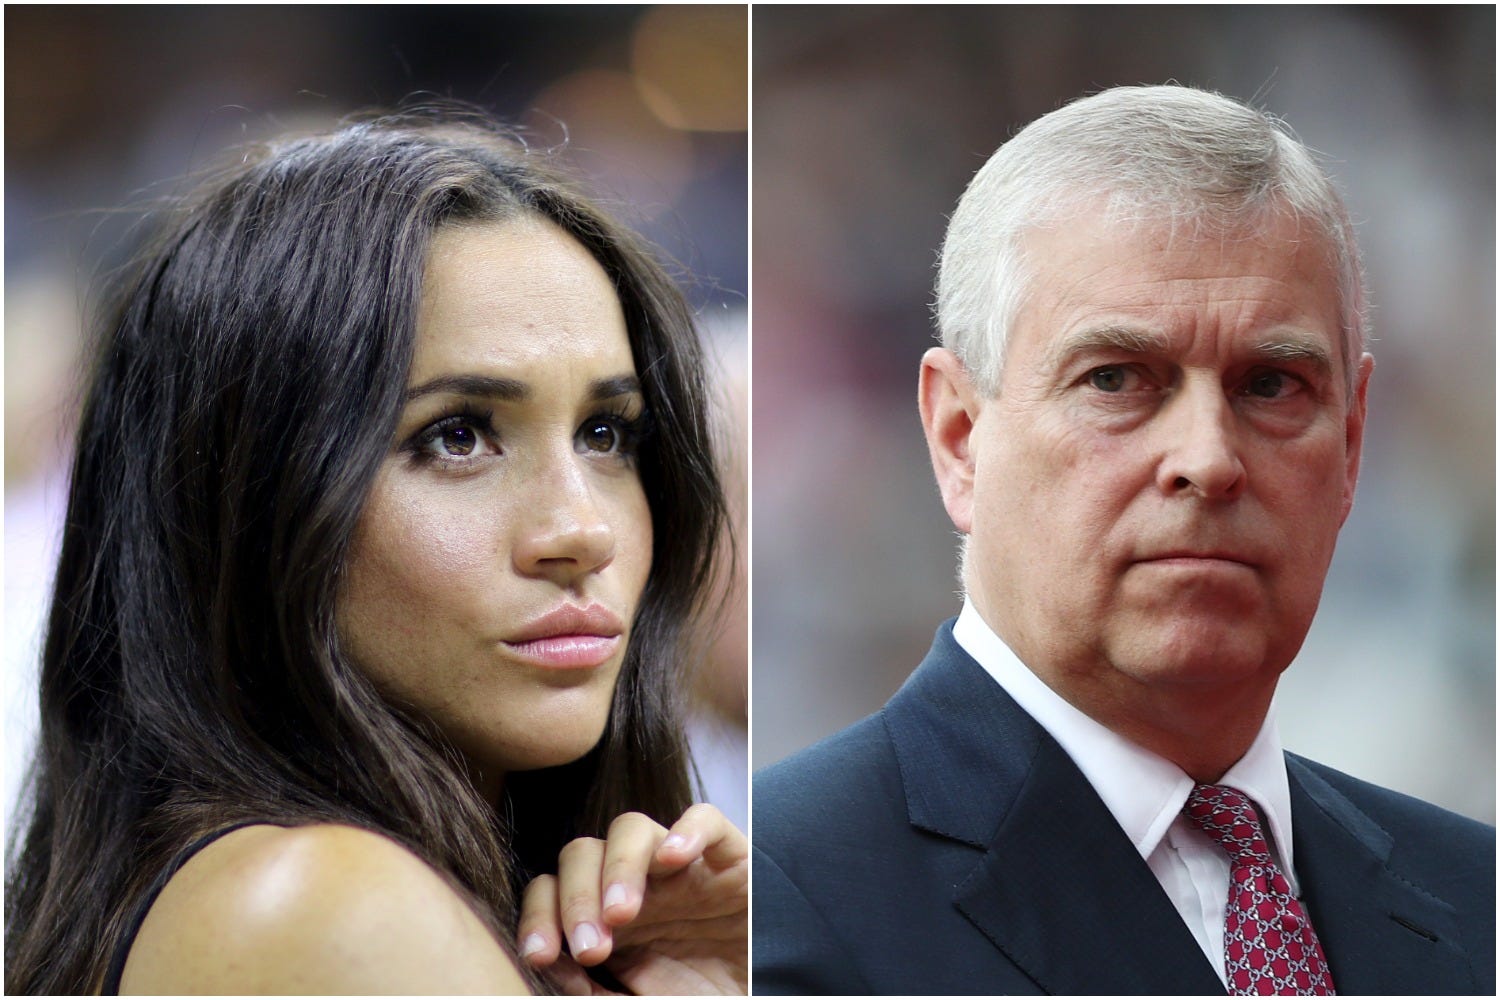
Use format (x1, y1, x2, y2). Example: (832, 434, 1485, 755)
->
(956, 209, 1371, 711)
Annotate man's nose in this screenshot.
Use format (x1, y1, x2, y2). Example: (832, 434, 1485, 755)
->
(512, 455, 617, 585)
(1155, 382, 1247, 500)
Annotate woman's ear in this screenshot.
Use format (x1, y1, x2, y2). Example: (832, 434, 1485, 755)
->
(918, 347, 982, 535)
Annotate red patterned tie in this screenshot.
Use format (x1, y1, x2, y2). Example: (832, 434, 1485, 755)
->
(1182, 784, 1336, 996)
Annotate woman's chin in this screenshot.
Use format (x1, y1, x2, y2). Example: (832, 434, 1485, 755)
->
(485, 727, 611, 775)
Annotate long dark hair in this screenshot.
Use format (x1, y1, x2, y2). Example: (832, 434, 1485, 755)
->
(5, 108, 726, 994)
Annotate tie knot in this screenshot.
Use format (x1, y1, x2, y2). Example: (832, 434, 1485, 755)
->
(1183, 783, 1273, 866)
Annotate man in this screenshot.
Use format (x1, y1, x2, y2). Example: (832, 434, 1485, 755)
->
(752, 86, 1494, 995)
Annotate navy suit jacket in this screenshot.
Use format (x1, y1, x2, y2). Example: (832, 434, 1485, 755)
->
(753, 623, 1495, 995)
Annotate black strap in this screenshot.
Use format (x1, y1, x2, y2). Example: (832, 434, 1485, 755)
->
(101, 822, 264, 994)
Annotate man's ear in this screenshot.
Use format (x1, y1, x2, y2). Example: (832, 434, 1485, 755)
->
(919, 347, 982, 535)
(1340, 351, 1375, 526)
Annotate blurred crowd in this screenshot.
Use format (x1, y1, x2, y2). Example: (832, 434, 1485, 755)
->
(4, 5, 747, 834)
(751, 6, 1495, 822)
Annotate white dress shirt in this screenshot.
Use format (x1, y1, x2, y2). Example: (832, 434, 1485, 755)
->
(952, 599, 1299, 986)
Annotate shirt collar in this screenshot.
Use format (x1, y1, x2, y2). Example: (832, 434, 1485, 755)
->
(952, 599, 1297, 888)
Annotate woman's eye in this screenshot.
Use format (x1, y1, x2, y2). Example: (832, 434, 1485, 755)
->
(438, 424, 479, 456)
(577, 411, 649, 457)
(413, 414, 495, 462)
(578, 418, 625, 454)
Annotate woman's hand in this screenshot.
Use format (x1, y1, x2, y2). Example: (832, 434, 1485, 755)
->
(518, 803, 748, 995)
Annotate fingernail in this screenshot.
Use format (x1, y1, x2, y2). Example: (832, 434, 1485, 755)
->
(571, 921, 601, 953)
(520, 933, 547, 959)
(603, 882, 630, 911)
(661, 833, 689, 853)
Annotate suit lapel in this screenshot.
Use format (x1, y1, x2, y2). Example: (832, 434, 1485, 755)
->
(954, 737, 1226, 994)
(883, 625, 1224, 994)
(1288, 757, 1480, 994)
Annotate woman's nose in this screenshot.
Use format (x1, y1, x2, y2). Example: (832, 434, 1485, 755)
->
(511, 458, 617, 585)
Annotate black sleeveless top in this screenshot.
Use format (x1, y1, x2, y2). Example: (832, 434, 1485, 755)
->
(101, 823, 262, 995)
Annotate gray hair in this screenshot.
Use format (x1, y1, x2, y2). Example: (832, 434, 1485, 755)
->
(934, 85, 1368, 396)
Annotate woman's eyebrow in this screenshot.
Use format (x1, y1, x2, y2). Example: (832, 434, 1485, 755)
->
(589, 374, 642, 401)
(404, 374, 527, 403)
(403, 373, 642, 403)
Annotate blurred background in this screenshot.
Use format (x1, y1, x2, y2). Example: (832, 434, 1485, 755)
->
(752, 6, 1495, 823)
(4, 5, 747, 835)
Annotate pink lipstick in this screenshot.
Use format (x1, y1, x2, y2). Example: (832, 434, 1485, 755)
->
(504, 604, 624, 669)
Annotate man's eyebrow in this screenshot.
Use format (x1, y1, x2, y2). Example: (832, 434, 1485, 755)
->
(1048, 325, 1172, 368)
(1048, 326, 1335, 377)
(402, 372, 643, 404)
(1250, 338, 1334, 378)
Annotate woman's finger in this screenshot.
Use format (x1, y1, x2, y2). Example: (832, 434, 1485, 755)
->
(653, 803, 746, 874)
(516, 874, 564, 968)
(556, 836, 612, 964)
(598, 812, 667, 927)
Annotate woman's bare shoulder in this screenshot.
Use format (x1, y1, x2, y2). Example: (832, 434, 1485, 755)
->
(118, 823, 529, 995)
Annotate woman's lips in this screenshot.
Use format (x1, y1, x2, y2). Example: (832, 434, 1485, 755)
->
(505, 604, 624, 668)
(503, 633, 622, 669)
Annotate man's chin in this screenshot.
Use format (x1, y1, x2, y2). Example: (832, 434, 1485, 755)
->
(1105, 620, 1288, 692)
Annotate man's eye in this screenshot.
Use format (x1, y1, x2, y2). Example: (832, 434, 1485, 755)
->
(1245, 371, 1291, 399)
(1089, 366, 1129, 392)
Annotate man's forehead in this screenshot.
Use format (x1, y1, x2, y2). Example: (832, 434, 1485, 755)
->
(1020, 209, 1339, 312)
(1019, 201, 1333, 263)
(1004, 209, 1349, 382)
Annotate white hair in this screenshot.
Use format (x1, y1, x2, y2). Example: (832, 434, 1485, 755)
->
(935, 85, 1368, 396)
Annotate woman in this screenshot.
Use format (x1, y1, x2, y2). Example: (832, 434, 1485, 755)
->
(4, 109, 746, 994)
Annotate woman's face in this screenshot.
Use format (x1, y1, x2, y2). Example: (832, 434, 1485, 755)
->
(338, 217, 653, 797)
